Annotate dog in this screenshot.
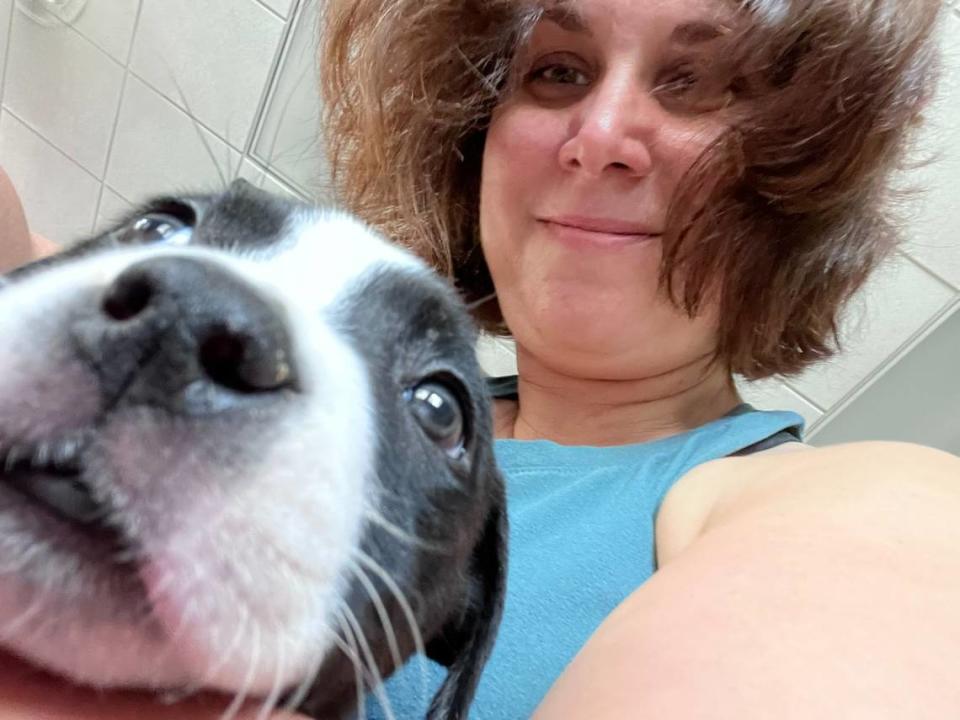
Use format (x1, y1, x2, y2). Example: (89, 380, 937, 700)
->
(0, 179, 507, 719)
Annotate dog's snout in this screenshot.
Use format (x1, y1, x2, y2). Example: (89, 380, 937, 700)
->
(101, 271, 154, 322)
(74, 256, 297, 413)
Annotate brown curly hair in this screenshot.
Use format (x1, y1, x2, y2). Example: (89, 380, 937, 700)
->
(319, 0, 942, 379)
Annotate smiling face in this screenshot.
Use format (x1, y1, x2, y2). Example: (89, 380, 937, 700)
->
(480, 0, 740, 379)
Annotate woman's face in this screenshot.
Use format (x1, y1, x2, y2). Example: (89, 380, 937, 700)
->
(480, 0, 738, 379)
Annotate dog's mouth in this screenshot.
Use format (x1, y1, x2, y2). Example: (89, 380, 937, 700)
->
(0, 432, 119, 535)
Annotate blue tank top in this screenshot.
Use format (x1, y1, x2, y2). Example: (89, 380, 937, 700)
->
(367, 404, 804, 718)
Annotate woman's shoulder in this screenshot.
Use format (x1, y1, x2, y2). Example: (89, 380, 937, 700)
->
(656, 440, 957, 566)
(655, 435, 811, 564)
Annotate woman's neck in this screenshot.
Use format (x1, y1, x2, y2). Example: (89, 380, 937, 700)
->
(504, 347, 741, 446)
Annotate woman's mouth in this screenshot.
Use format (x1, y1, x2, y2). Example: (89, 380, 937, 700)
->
(539, 217, 661, 250)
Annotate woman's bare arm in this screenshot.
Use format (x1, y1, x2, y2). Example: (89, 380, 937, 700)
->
(0, 168, 58, 272)
(534, 442, 960, 719)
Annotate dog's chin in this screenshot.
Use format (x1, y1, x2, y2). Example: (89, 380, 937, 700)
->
(0, 648, 301, 719)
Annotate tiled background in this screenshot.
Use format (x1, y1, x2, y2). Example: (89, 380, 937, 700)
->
(1, 0, 958, 450)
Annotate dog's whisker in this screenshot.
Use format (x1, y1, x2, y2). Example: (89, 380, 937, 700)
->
(217, 621, 261, 720)
(159, 599, 250, 705)
(163, 65, 230, 192)
(346, 558, 404, 677)
(0, 541, 42, 574)
(253, 635, 287, 720)
(333, 608, 367, 719)
(353, 550, 426, 660)
(151, 592, 204, 698)
(0, 580, 48, 640)
(279, 632, 331, 714)
(267, 42, 319, 175)
(363, 506, 444, 552)
(353, 549, 431, 705)
(466, 290, 499, 311)
(142, 552, 216, 685)
(337, 597, 395, 718)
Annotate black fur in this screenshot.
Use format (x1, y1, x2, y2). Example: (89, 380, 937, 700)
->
(0, 180, 507, 719)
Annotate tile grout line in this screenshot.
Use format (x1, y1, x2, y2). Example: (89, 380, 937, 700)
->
(3, 106, 101, 184)
(806, 292, 960, 440)
(251, 0, 286, 22)
(0, 0, 14, 106)
(38, 6, 126, 72)
(124, 66, 242, 174)
(793, 249, 960, 436)
(256, 2, 332, 200)
(92, 0, 146, 230)
(895, 246, 960, 294)
(772, 380, 826, 415)
(5, 1, 128, 237)
(242, 0, 304, 181)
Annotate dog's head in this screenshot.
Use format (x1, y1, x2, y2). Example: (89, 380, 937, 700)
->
(0, 180, 506, 719)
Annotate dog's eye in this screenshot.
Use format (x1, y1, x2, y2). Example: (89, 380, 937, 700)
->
(407, 380, 466, 458)
(116, 213, 192, 246)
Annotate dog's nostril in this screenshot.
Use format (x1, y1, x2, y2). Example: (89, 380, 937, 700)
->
(199, 327, 293, 394)
(102, 274, 153, 321)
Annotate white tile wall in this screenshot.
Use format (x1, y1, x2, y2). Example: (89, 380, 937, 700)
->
(0, 110, 100, 243)
(900, 10, 960, 288)
(0, 0, 11, 103)
(5, 9, 124, 176)
(237, 157, 306, 201)
(70, 0, 139, 64)
(106, 74, 242, 204)
(129, 0, 285, 150)
(785, 252, 956, 410)
(0, 0, 958, 447)
(94, 185, 132, 233)
(258, 0, 297, 21)
(1, 0, 305, 241)
(253, 0, 329, 198)
(736, 377, 823, 429)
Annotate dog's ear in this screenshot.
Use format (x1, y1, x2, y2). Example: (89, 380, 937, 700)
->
(424, 476, 508, 720)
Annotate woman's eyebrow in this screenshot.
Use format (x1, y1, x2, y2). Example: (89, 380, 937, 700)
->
(671, 21, 729, 46)
(542, 3, 589, 34)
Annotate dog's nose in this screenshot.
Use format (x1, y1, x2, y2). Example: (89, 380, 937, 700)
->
(72, 256, 296, 414)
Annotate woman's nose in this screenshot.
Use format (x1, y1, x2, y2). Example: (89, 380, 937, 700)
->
(558, 77, 656, 179)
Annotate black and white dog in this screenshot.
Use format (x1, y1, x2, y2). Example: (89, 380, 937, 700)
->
(0, 180, 506, 719)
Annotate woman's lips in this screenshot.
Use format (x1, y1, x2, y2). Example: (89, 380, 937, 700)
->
(539, 218, 661, 249)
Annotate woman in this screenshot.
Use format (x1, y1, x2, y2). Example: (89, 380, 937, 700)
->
(0, 0, 958, 718)
(320, 0, 960, 717)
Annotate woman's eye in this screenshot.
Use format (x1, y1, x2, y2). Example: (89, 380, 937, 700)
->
(655, 65, 735, 113)
(529, 63, 589, 86)
(116, 213, 193, 246)
(660, 70, 699, 94)
(522, 54, 592, 101)
(407, 381, 466, 458)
